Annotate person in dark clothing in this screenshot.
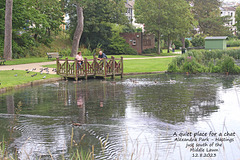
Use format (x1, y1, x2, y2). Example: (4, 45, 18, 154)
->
(98, 51, 107, 60)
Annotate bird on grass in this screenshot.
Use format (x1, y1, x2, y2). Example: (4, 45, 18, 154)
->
(31, 73, 37, 77)
(43, 76, 46, 79)
(14, 74, 17, 77)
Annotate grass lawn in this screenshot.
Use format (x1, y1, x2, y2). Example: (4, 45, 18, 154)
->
(42, 57, 174, 73)
(227, 47, 240, 50)
(4, 57, 55, 65)
(0, 70, 60, 89)
(124, 57, 173, 73)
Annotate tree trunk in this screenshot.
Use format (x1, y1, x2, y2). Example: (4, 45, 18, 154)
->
(157, 31, 161, 55)
(167, 34, 170, 53)
(4, 0, 13, 60)
(181, 37, 185, 49)
(71, 4, 84, 57)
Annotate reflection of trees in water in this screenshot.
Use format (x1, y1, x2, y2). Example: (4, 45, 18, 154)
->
(124, 75, 222, 124)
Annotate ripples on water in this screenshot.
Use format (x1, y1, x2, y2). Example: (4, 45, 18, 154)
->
(0, 74, 240, 160)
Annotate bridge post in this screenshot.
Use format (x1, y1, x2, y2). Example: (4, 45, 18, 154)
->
(56, 58, 60, 75)
(84, 57, 88, 80)
(112, 56, 115, 79)
(65, 57, 68, 79)
(75, 58, 78, 81)
(93, 56, 97, 78)
(103, 58, 107, 79)
(121, 56, 123, 78)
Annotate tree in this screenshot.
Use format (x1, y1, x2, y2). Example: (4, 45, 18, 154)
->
(134, 0, 195, 54)
(1, 0, 65, 58)
(4, 0, 13, 60)
(235, 6, 240, 33)
(192, 0, 231, 36)
(71, 3, 83, 57)
(165, 0, 195, 52)
(64, 0, 128, 56)
(135, 0, 167, 54)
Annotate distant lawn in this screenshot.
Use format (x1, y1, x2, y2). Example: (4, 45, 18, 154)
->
(3, 52, 178, 65)
(0, 70, 60, 89)
(4, 57, 54, 65)
(227, 47, 240, 50)
(42, 57, 174, 73)
(124, 57, 173, 73)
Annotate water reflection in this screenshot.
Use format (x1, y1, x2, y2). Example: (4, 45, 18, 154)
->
(0, 74, 239, 159)
(6, 95, 15, 114)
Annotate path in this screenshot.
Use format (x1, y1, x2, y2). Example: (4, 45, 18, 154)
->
(0, 55, 178, 74)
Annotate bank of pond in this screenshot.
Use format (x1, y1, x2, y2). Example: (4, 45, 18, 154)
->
(167, 49, 240, 74)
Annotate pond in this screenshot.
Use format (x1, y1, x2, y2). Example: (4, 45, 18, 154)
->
(0, 74, 240, 160)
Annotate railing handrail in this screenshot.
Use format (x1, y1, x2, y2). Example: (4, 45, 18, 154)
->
(57, 57, 121, 62)
(56, 56, 123, 79)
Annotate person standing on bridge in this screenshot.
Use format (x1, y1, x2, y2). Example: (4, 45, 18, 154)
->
(97, 51, 107, 61)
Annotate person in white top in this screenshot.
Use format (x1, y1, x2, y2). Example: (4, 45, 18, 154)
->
(76, 51, 83, 69)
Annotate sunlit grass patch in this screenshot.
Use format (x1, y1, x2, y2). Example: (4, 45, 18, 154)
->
(0, 70, 60, 89)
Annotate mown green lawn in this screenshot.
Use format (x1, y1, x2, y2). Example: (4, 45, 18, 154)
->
(0, 70, 60, 89)
(42, 57, 174, 73)
(4, 57, 55, 65)
(124, 57, 173, 73)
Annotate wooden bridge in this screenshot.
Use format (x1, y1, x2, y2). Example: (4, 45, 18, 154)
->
(56, 56, 123, 80)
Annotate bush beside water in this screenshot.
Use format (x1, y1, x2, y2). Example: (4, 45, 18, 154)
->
(227, 39, 240, 47)
(167, 49, 240, 74)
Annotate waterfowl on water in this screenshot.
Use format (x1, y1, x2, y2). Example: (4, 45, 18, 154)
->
(170, 79, 176, 84)
(110, 81, 116, 84)
(72, 122, 82, 126)
(100, 80, 107, 84)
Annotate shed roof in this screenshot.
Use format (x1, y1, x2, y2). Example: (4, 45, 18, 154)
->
(205, 36, 228, 40)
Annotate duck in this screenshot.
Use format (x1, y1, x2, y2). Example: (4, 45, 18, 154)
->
(110, 81, 117, 84)
(100, 80, 107, 84)
(72, 122, 82, 126)
(170, 79, 176, 84)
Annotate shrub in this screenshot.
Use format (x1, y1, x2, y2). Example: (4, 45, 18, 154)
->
(191, 35, 205, 47)
(142, 47, 162, 54)
(218, 55, 238, 73)
(226, 39, 240, 47)
(173, 40, 182, 49)
(167, 49, 240, 74)
(59, 48, 71, 56)
(185, 39, 190, 48)
(108, 32, 137, 55)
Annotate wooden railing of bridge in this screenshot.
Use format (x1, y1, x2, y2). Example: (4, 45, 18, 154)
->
(56, 56, 123, 80)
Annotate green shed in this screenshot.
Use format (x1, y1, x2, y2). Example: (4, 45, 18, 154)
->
(205, 36, 228, 50)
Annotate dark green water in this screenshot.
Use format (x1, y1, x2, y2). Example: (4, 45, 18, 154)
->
(0, 74, 240, 160)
